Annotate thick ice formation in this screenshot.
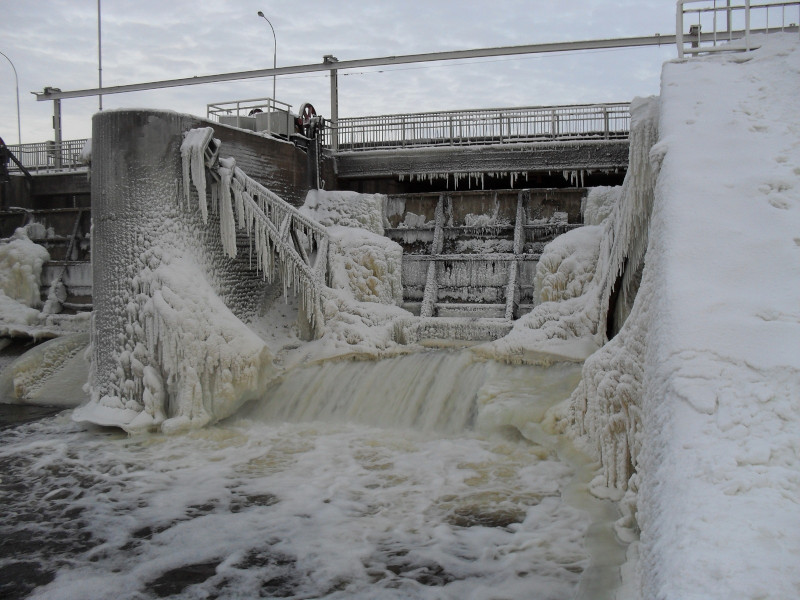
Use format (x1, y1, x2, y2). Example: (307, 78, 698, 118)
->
(582, 186, 620, 226)
(0, 333, 89, 406)
(80, 123, 303, 433)
(294, 189, 411, 359)
(77, 249, 277, 434)
(326, 226, 403, 305)
(634, 37, 800, 599)
(0, 227, 50, 308)
(534, 226, 603, 304)
(300, 189, 389, 235)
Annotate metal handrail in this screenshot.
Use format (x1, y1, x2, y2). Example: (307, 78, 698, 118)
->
(677, 0, 800, 57)
(322, 102, 630, 152)
(6, 139, 89, 172)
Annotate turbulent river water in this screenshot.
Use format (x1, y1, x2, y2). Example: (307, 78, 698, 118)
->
(0, 350, 625, 599)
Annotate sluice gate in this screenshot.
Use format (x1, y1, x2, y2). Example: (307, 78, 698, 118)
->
(386, 189, 585, 319)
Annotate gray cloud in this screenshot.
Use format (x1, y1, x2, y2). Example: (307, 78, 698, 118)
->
(0, 0, 675, 143)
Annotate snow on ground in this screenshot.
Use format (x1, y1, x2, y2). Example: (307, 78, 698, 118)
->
(629, 35, 800, 599)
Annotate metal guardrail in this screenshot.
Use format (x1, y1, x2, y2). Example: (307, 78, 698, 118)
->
(677, 1, 800, 57)
(321, 103, 630, 152)
(6, 139, 88, 173)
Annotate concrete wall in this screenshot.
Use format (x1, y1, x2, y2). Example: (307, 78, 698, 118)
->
(0, 172, 90, 210)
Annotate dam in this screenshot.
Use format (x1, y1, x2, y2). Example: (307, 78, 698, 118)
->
(0, 3, 799, 599)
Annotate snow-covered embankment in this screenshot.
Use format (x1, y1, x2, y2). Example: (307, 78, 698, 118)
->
(545, 35, 799, 599)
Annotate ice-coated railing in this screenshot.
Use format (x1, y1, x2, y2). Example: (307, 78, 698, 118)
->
(322, 103, 630, 152)
(6, 139, 88, 172)
(677, 0, 800, 57)
(180, 127, 328, 337)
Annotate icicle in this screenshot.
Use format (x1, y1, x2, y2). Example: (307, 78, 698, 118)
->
(218, 161, 237, 259)
(211, 183, 219, 215)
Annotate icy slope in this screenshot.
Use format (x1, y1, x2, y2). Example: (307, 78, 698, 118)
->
(633, 35, 800, 600)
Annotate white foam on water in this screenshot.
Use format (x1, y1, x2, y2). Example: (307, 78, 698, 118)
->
(0, 350, 625, 600)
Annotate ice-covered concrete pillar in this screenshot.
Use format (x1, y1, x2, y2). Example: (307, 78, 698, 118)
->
(82, 109, 312, 433)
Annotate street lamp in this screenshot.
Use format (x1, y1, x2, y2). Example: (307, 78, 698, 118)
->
(0, 50, 22, 145)
(257, 11, 277, 107)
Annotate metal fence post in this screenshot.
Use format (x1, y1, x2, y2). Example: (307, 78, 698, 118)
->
(53, 98, 62, 169)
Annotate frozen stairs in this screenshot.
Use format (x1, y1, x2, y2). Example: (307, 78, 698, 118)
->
(384, 189, 585, 320)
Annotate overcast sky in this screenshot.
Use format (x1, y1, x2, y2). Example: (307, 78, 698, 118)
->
(0, 1, 679, 144)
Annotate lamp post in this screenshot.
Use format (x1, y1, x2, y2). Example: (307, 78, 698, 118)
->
(257, 11, 277, 106)
(0, 50, 22, 145)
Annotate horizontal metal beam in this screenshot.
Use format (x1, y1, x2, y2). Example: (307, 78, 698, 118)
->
(34, 34, 679, 102)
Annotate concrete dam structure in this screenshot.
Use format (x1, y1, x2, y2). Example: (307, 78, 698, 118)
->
(0, 14, 798, 600)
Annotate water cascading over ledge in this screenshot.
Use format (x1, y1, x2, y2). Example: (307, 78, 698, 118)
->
(77, 110, 314, 434)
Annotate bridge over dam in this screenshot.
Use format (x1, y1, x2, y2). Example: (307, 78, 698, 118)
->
(326, 103, 629, 192)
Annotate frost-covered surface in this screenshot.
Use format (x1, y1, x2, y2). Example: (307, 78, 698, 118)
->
(627, 36, 800, 599)
(582, 186, 620, 226)
(476, 96, 659, 364)
(327, 226, 403, 305)
(84, 115, 288, 434)
(565, 35, 800, 599)
(300, 189, 389, 235)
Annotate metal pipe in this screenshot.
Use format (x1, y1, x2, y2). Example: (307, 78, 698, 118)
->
(0, 50, 22, 145)
(35, 33, 682, 101)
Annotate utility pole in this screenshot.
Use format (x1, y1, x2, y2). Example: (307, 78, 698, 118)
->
(45, 87, 62, 167)
(98, 0, 103, 110)
(324, 55, 339, 152)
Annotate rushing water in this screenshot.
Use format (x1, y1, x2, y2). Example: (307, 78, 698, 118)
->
(0, 350, 625, 599)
